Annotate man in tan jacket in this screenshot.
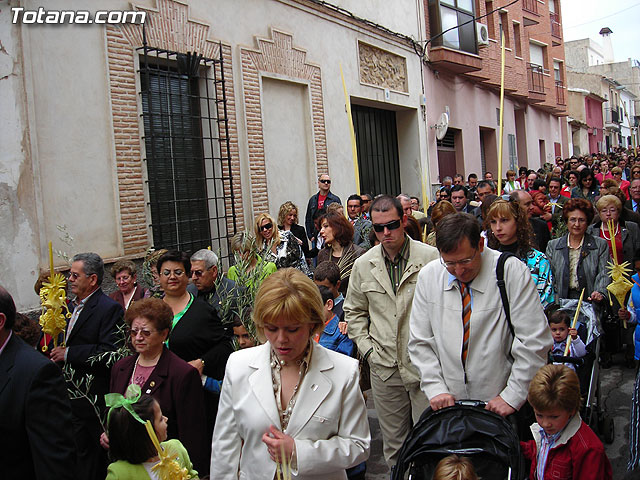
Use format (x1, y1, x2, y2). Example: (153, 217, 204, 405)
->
(345, 195, 439, 467)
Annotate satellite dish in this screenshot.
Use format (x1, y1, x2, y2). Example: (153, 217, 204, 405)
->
(434, 112, 449, 140)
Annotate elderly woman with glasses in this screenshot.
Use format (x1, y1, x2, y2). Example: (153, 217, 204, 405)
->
(109, 260, 149, 311)
(106, 297, 208, 473)
(571, 168, 600, 205)
(587, 194, 640, 367)
(545, 199, 609, 302)
(587, 194, 640, 270)
(255, 213, 312, 277)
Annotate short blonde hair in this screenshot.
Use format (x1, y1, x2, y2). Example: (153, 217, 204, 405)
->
(253, 268, 325, 340)
(595, 194, 622, 213)
(277, 201, 298, 226)
(254, 213, 281, 248)
(527, 364, 581, 414)
(433, 455, 479, 480)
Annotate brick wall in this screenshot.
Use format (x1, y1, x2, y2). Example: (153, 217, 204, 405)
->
(240, 29, 328, 216)
(425, 0, 567, 115)
(104, 0, 243, 256)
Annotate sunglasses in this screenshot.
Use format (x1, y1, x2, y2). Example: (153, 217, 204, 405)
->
(372, 219, 402, 232)
(319, 179, 331, 184)
(129, 328, 157, 338)
(259, 223, 273, 231)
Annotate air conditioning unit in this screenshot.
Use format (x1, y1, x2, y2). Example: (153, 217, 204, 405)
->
(477, 23, 489, 47)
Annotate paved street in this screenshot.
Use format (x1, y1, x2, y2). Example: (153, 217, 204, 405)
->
(363, 361, 639, 479)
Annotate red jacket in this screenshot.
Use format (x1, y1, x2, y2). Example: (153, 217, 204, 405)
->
(520, 415, 612, 480)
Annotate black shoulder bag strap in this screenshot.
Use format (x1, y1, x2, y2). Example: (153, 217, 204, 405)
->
(496, 251, 517, 338)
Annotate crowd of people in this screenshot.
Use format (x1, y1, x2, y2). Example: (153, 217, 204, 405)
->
(3, 148, 640, 479)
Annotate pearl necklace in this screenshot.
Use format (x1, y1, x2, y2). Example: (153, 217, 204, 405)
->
(600, 222, 619, 241)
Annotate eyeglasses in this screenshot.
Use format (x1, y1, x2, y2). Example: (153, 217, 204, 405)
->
(372, 219, 402, 233)
(319, 179, 331, 184)
(67, 272, 88, 280)
(362, 199, 371, 204)
(161, 269, 185, 277)
(567, 217, 587, 224)
(259, 223, 273, 232)
(129, 328, 157, 338)
(440, 249, 478, 269)
(115, 275, 132, 283)
(600, 207, 618, 215)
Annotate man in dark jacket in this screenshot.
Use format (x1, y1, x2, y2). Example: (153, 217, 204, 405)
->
(305, 174, 341, 241)
(0, 286, 77, 480)
(50, 252, 123, 480)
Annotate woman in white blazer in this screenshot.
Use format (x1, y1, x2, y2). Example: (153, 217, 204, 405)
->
(210, 268, 370, 479)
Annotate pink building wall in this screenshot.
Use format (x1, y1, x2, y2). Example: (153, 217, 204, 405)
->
(585, 96, 604, 154)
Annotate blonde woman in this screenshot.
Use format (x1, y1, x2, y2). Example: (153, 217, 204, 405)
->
(255, 213, 311, 277)
(211, 268, 370, 479)
(277, 201, 310, 259)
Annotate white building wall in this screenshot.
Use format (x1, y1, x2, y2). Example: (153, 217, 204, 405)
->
(0, 6, 41, 311)
(4, 0, 430, 310)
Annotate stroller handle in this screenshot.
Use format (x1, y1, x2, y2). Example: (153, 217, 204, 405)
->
(455, 400, 487, 408)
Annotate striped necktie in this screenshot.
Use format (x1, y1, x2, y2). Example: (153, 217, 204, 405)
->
(460, 281, 471, 365)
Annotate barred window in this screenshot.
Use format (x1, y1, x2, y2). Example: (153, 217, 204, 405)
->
(139, 45, 236, 258)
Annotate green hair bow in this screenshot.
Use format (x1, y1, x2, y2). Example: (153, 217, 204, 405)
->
(105, 384, 146, 427)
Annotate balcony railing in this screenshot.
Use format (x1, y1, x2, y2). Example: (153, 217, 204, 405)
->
(605, 107, 621, 124)
(550, 13, 561, 38)
(528, 63, 545, 94)
(522, 0, 538, 14)
(612, 107, 620, 124)
(555, 80, 565, 105)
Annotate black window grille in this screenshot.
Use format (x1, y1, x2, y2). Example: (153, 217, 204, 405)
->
(352, 104, 401, 197)
(138, 39, 236, 261)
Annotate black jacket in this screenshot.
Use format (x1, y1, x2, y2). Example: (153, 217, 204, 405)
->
(0, 334, 77, 479)
(305, 191, 341, 240)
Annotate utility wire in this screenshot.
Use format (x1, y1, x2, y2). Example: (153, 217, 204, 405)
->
(563, 1, 640, 30)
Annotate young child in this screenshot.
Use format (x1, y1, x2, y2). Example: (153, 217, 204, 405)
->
(316, 285, 354, 357)
(232, 317, 256, 350)
(106, 388, 198, 479)
(314, 261, 344, 320)
(433, 455, 478, 480)
(520, 364, 612, 480)
(548, 307, 587, 371)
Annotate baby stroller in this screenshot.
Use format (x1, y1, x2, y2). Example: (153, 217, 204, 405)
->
(549, 299, 614, 443)
(391, 401, 525, 480)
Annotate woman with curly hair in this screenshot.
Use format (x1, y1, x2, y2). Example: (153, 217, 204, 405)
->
(255, 213, 311, 277)
(485, 198, 555, 307)
(277, 201, 310, 259)
(318, 211, 365, 294)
